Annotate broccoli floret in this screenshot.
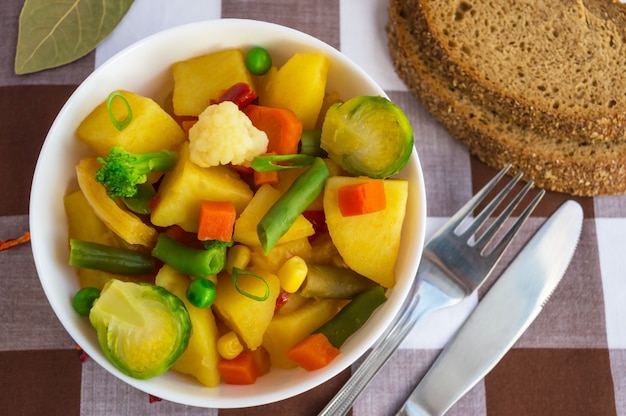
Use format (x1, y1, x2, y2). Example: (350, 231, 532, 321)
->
(95, 146, 178, 198)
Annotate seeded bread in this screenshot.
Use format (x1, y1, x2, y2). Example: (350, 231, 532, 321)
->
(387, 0, 626, 196)
(407, 0, 626, 143)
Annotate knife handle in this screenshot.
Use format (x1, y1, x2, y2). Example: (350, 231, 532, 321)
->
(397, 402, 431, 416)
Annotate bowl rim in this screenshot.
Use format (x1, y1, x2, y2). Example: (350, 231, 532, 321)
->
(29, 18, 427, 408)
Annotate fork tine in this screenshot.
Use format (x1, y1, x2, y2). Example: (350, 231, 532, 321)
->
(458, 170, 523, 240)
(484, 187, 545, 260)
(446, 164, 512, 233)
(473, 178, 534, 253)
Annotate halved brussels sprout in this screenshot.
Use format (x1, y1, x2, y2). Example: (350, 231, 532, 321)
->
(89, 279, 191, 379)
(320, 96, 413, 179)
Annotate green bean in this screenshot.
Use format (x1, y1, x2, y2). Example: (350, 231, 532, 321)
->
(69, 239, 154, 275)
(257, 157, 329, 254)
(151, 234, 227, 277)
(299, 264, 378, 299)
(314, 285, 387, 348)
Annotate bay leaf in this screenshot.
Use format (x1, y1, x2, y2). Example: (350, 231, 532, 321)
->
(15, 0, 134, 75)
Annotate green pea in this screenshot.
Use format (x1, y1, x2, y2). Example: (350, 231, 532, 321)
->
(186, 277, 217, 308)
(72, 287, 101, 316)
(245, 46, 272, 76)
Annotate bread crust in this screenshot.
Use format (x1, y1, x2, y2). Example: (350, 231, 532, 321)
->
(387, 0, 626, 195)
(406, 0, 626, 144)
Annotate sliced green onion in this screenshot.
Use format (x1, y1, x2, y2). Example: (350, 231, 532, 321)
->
(231, 267, 270, 301)
(106, 91, 133, 131)
(251, 154, 316, 172)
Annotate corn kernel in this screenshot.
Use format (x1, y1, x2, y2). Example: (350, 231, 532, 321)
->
(226, 244, 251, 274)
(277, 255, 308, 293)
(217, 331, 244, 360)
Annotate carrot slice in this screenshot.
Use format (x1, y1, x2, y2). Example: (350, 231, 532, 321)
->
(197, 200, 236, 242)
(285, 333, 340, 371)
(217, 351, 258, 384)
(244, 104, 303, 155)
(337, 180, 386, 217)
(254, 169, 279, 186)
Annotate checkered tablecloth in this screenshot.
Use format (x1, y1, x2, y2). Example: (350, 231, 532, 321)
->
(2, 1, 625, 415)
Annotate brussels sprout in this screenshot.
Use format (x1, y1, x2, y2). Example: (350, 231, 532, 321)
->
(320, 96, 413, 179)
(89, 279, 191, 379)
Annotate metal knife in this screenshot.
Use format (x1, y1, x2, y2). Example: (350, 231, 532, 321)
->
(396, 199, 583, 416)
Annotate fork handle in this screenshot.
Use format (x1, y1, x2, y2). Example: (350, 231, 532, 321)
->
(317, 303, 424, 416)
(316, 277, 450, 416)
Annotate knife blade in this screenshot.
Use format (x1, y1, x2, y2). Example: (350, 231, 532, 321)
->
(396, 199, 583, 416)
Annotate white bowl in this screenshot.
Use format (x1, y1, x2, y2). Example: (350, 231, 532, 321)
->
(29, 19, 426, 408)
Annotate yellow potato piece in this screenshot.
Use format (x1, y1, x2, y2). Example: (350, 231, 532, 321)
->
(172, 49, 254, 116)
(262, 298, 342, 369)
(75, 157, 158, 248)
(150, 142, 253, 233)
(259, 53, 330, 130)
(64, 189, 153, 289)
(233, 184, 314, 247)
(212, 270, 281, 350)
(323, 176, 408, 288)
(76, 90, 186, 157)
(155, 265, 221, 387)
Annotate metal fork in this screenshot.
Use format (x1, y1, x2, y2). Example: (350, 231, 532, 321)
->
(318, 165, 545, 416)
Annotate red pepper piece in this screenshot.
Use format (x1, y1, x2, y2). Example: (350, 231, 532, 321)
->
(211, 82, 257, 110)
(274, 291, 290, 312)
(302, 210, 328, 235)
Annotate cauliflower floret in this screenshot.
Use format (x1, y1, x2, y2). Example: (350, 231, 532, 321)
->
(188, 101, 268, 167)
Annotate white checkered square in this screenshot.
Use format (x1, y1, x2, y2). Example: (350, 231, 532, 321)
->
(339, 0, 407, 91)
(596, 218, 626, 349)
(95, 0, 222, 67)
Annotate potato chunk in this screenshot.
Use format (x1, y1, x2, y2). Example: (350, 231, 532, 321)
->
(233, 184, 314, 247)
(323, 176, 408, 288)
(150, 142, 253, 233)
(212, 270, 281, 350)
(64, 189, 153, 289)
(75, 157, 158, 248)
(259, 53, 330, 130)
(76, 90, 186, 157)
(172, 49, 254, 116)
(155, 265, 221, 387)
(262, 298, 342, 368)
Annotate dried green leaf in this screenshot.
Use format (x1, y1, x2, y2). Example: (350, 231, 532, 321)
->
(15, 0, 134, 75)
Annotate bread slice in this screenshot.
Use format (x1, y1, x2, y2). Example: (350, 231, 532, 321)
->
(407, 0, 626, 143)
(387, 0, 626, 196)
